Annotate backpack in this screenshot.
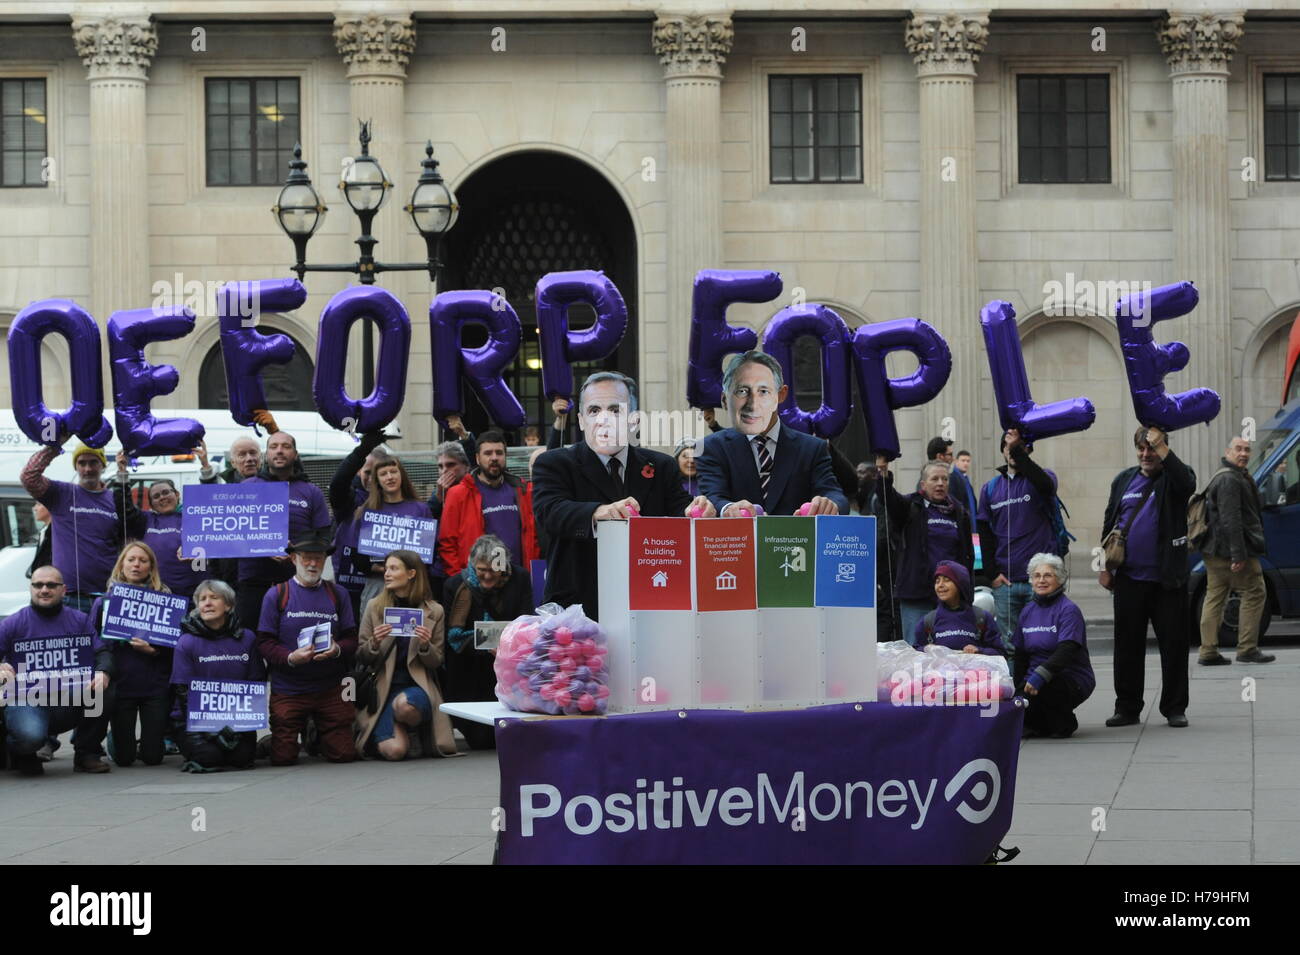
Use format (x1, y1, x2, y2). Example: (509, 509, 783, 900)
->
(275, 580, 341, 612)
(987, 473, 1076, 557)
(1186, 467, 1235, 550)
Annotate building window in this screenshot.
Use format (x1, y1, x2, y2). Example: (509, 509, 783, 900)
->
(1, 78, 48, 188)
(1017, 74, 1110, 184)
(1264, 74, 1300, 181)
(769, 75, 862, 184)
(205, 77, 300, 187)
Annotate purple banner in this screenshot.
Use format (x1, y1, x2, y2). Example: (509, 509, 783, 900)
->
(186, 679, 269, 733)
(101, 584, 189, 648)
(10, 632, 95, 695)
(356, 510, 437, 563)
(181, 482, 290, 558)
(497, 701, 1022, 864)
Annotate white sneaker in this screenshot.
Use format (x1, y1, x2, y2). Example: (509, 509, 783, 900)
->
(36, 741, 56, 762)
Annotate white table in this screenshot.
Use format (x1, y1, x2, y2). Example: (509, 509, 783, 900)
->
(439, 701, 624, 726)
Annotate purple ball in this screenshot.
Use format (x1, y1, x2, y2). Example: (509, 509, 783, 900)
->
(574, 666, 592, 682)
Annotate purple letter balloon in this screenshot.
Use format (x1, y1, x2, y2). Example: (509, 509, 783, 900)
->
(980, 301, 1096, 443)
(217, 279, 303, 429)
(760, 304, 853, 437)
(851, 319, 952, 459)
(687, 269, 780, 408)
(535, 271, 628, 401)
(430, 290, 526, 429)
(313, 285, 411, 433)
(1113, 281, 1220, 431)
(7, 299, 112, 447)
(108, 306, 205, 455)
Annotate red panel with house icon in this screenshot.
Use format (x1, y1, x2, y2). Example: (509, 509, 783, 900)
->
(694, 519, 757, 612)
(628, 517, 693, 610)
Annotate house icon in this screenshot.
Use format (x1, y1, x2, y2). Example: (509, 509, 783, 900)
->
(651, 570, 669, 588)
(715, 571, 737, 591)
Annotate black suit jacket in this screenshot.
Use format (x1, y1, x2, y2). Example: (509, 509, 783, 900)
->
(531, 442, 693, 621)
(697, 425, 849, 517)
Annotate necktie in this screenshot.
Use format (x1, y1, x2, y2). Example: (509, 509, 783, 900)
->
(754, 434, 772, 501)
(608, 457, 625, 498)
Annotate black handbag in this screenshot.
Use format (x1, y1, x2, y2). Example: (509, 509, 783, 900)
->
(351, 635, 398, 715)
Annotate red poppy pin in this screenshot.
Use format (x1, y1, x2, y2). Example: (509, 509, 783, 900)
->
(641, 464, 655, 479)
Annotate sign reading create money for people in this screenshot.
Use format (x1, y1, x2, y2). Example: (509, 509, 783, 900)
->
(813, 515, 875, 608)
(694, 520, 757, 612)
(756, 516, 816, 608)
(628, 517, 693, 611)
(11, 633, 94, 692)
(356, 511, 437, 563)
(100, 584, 189, 648)
(181, 483, 289, 558)
(187, 679, 269, 733)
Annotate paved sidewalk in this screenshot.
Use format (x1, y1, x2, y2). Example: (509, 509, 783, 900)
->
(1, 645, 1294, 865)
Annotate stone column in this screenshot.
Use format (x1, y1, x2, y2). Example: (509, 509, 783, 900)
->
(334, 13, 420, 434)
(1158, 11, 1244, 480)
(905, 12, 988, 463)
(653, 12, 733, 419)
(72, 15, 157, 321)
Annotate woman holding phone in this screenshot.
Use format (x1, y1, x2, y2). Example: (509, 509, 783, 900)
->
(354, 550, 457, 760)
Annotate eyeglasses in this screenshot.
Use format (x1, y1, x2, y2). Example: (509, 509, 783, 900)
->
(31, 581, 63, 590)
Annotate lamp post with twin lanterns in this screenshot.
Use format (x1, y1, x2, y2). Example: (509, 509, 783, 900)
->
(272, 120, 459, 393)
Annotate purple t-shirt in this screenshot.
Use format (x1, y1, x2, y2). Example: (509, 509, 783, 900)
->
(924, 504, 962, 572)
(1116, 472, 1159, 582)
(0, 604, 99, 667)
(478, 479, 524, 566)
(39, 481, 117, 595)
(1013, 593, 1095, 695)
(170, 625, 266, 722)
(334, 498, 437, 595)
(977, 469, 1060, 582)
(915, 603, 1005, 656)
(90, 594, 172, 699)
(257, 578, 356, 695)
(237, 476, 330, 583)
(141, 511, 205, 598)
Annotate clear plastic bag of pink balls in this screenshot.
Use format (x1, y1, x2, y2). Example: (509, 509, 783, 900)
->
(494, 602, 611, 716)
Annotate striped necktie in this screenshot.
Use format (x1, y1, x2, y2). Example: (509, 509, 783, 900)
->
(754, 434, 772, 500)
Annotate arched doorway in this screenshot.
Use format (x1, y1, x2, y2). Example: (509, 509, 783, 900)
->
(198, 328, 316, 410)
(444, 151, 638, 439)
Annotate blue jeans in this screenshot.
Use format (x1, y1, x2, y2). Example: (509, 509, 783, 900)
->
(898, 600, 932, 647)
(372, 685, 432, 743)
(6, 702, 109, 758)
(993, 581, 1033, 653)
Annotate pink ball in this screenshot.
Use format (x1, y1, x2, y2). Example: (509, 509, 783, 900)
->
(578, 693, 595, 712)
(796, 503, 811, 516)
(596, 684, 611, 700)
(547, 645, 565, 663)
(554, 627, 573, 646)
(555, 689, 572, 708)
(539, 684, 556, 701)
(689, 505, 703, 518)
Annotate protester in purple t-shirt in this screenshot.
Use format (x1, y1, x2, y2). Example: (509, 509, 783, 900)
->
(88, 541, 175, 768)
(235, 432, 331, 633)
(977, 429, 1060, 640)
(1013, 553, 1094, 739)
(170, 579, 266, 772)
(914, 560, 1005, 657)
(0, 566, 113, 775)
(112, 453, 204, 600)
(256, 533, 357, 766)
(865, 459, 974, 646)
(1098, 426, 1196, 729)
(21, 439, 121, 610)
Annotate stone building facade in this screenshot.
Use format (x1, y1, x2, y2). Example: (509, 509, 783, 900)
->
(2, 1, 1299, 553)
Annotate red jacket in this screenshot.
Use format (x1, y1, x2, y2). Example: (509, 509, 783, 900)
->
(437, 471, 539, 577)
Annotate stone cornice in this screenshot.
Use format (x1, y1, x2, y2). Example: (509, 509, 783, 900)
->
(904, 12, 989, 78)
(334, 12, 417, 79)
(652, 13, 734, 80)
(71, 15, 157, 82)
(1157, 11, 1244, 76)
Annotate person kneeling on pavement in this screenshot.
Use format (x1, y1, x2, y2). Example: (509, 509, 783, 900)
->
(256, 533, 358, 766)
(0, 567, 113, 775)
(354, 550, 458, 760)
(1013, 553, 1095, 739)
(915, 560, 1006, 658)
(170, 579, 266, 772)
